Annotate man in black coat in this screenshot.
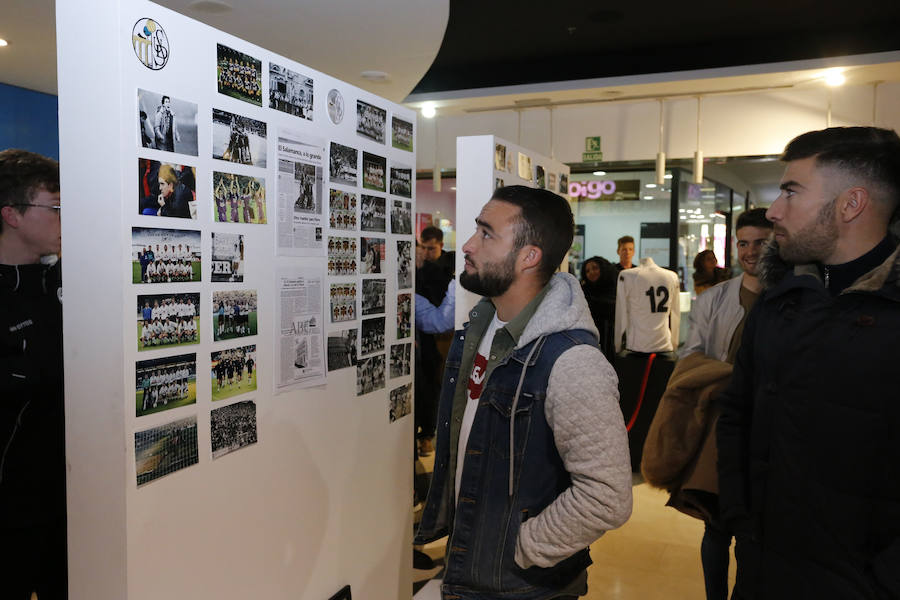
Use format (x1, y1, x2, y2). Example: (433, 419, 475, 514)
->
(717, 126, 900, 599)
(0, 149, 66, 599)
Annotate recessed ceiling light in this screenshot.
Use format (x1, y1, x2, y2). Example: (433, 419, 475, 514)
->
(187, 0, 232, 13)
(664, 173, 673, 179)
(0, 38, 8, 47)
(592, 170, 606, 176)
(645, 183, 657, 189)
(421, 103, 436, 118)
(643, 196, 654, 200)
(360, 70, 390, 82)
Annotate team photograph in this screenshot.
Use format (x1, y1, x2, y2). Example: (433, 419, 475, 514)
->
(362, 151, 386, 192)
(356, 99, 386, 144)
(389, 166, 412, 198)
(329, 189, 357, 231)
(389, 383, 412, 422)
(212, 290, 259, 341)
(135, 353, 197, 418)
(132, 227, 201, 284)
(356, 354, 385, 396)
(330, 282, 357, 323)
(137, 293, 200, 351)
(360, 317, 385, 357)
(269, 62, 313, 120)
(327, 328, 358, 372)
(390, 200, 412, 235)
(211, 344, 257, 402)
(361, 278, 385, 316)
(216, 43, 262, 106)
(329, 142, 358, 186)
(391, 116, 413, 152)
(211, 400, 258, 460)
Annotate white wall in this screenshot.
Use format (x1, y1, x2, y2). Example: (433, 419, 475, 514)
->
(417, 82, 900, 170)
(58, 2, 415, 599)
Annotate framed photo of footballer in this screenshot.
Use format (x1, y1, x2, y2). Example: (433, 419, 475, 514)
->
(132, 227, 201, 284)
(396, 293, 411, 339)
(137, 159, 197, 219)
(137, 89, 199, 156)
(135, 353, 197, 417)
(211, 232, 245, 283)
(360, 194, 386, 233)
(137, 293, 200, 351)
(329, 142, 358, 187)
(360, 237, 385, 274)
(212, 108, 267, 168)
(211, 344, 257, 402)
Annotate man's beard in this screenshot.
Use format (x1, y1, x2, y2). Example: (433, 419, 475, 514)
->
(776, 198, 838, 264)
(459, 252, 517, 297)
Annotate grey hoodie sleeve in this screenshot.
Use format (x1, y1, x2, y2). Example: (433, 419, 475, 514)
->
(514, 344, 633, 569)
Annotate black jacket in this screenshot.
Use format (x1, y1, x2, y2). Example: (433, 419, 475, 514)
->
(717, 239, 900, 599)
(0, 261, 66, 527)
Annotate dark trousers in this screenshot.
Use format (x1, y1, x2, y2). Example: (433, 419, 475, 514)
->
(0, 519, 68, 600)
(731, 533, 761, 600)
(701, 520, 732, 600)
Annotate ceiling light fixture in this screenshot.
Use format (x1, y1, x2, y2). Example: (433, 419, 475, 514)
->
(421, 103, 436, 119)
(645, 183, 657, 189)
(823, 68, 846, 87)
(592, 170, 606, 176)
(360, 70, 390, 82)
(0, 39, 8, 47)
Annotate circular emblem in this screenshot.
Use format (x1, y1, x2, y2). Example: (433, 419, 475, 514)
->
(327, 89, 344, 124)
(132, 18, 170, 70)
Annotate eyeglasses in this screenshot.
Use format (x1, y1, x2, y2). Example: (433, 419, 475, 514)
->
(10, 203, 61, 212)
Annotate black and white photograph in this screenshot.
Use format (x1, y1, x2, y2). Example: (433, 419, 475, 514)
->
(397, 240, 412, 289)
(536, 165, 546, 189)
(138, 159, 197, 219)
(389, 166, 412, 198)
(212, 290, 258, 341)
(559, 173, 568, 195)
(329, 189, 357, 231)
(330, 282, 357, 323)
(135, 353, 196, 418)
(518, 152, 532, 181)
(292, 160, 321, 214)
(391, 116, 413, 152)
(389, 383, 412, 422)
(390, 200, 412, 235)
(213, 171, 267, 224)
(216, 43, 262, 106)
(361, 279, 386, 316)
(360, 317, 385, 357)
(548, 173, 557, 192)
(135, 415, 199, 486)
(494, 143, 506, 171)
(362, 152, 386, 192)
(396, 293, 411, 339)
(356, 354, 385, 396)
(132, 227, 201, 284)
(360, 236, 385, 274)
(357, 100, 386, 144)
(211, 400, 258, 459)
(360, 194, 386, 233)
(269, 62, 313, 120)
(211, 344, 257, 402)
(390, 343, 411, 378)
(212, 108, 267, 168)
(137, 293, 200, 351)
(495, 177, 504, 190)
(211, 232, 245, 283)
(138, 89, 198, 156)
(328, 236, 358, 276)
(328, 327, 359, 372)
(329, 142, 358, 187)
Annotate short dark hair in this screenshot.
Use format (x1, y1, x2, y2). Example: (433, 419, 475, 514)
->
(781, 126, 900, 214)
(617, 235, 634, 248)
(420, 226, 443, 243)
(736, 207, 772, 231)
(162, 95, 171, 104)
(491, 185, 574, 284)
(0, 149, 60, 234)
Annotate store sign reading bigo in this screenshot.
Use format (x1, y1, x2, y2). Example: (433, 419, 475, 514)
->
(132, 18, 169, 70)
(568, 180, 617, 199)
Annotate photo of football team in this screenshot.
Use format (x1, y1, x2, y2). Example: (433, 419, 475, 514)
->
(328, 236, 358, 276)
(356, 354, 385, 396)
(389, 383, 412, 422)
(216, 43, 262, 106)
(135, 416, 199, 486)
(269, 62, 313, 120)
(212, 290, 258, 342)
(389, 166, 412, 198)
(390, 200, 412, 235)
(360, 317, 385, 357)
(211, 344, 257, 402)
(357, 100, 386, 144)
(211, 400, 258, 459)
(132, 227, 201, 284)
(330, 283, 357, 323)
(391, 116, 413, 152)
(137, 293, 200, 351)
(135, 353, 197, 417)
(362, 152, 386, 192)
(213, 171, 267, 224)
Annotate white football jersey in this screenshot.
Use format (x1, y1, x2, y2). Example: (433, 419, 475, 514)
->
(614, 257, 681, 353)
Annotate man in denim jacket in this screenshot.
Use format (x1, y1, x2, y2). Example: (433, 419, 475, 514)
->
(416, 185, 633, 599)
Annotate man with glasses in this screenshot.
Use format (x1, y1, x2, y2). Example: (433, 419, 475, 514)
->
(0, 149, 66, 599)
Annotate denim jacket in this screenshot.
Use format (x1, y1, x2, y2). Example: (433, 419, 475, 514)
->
(416, 273, 633, 599)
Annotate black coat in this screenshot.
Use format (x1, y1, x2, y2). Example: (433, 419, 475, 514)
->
(717, 240, 900, 599)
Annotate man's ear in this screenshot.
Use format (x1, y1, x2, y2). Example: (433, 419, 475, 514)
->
(520, 245, 542, 271)
(0, 205, 22, 230)
(840, 187, 869, 223)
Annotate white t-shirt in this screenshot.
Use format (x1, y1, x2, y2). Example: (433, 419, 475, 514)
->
(614, 257, 681, 353)
(455, 313, 506, 505)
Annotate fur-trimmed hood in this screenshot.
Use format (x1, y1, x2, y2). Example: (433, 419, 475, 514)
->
(758, 237, 900, 294)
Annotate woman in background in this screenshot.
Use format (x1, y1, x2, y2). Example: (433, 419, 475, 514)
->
(580, 255, 618, 363)
(692, 250, 730, 295)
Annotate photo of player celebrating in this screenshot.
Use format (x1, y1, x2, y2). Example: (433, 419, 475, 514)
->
(213, 171, 267, 224)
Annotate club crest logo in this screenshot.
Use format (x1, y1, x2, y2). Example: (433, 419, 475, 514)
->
(132, 18, 170, 70)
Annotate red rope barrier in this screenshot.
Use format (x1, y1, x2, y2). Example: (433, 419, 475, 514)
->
(626, 352, 657, 432)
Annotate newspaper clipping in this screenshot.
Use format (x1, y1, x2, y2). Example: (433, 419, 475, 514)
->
(277, 130, 326, 256)
(277, 268, 326, 389)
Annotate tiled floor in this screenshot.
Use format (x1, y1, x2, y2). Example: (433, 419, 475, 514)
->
(413, 480, 736, 599)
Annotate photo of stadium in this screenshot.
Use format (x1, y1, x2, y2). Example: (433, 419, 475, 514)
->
(135, 416, 199, 487)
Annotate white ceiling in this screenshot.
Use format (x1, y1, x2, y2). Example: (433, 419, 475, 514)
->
(0, 0, 449, 102)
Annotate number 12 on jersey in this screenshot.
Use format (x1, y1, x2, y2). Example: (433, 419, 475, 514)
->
(645, 286, 669, 313)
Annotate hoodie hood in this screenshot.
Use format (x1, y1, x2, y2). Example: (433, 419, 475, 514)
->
(518, 272, 599, 349)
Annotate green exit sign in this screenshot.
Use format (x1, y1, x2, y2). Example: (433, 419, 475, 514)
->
(582, 151, 603, 162)
(585, 136, 602, 152)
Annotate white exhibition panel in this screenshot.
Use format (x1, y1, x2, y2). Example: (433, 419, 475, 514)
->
(454, 135, 571, 328)
(57, 2, 415, 599)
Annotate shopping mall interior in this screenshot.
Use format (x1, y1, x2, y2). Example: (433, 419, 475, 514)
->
(2, 0, 899, 598)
